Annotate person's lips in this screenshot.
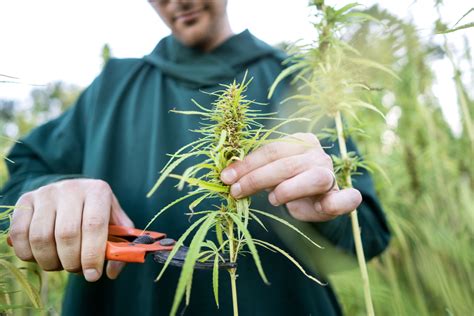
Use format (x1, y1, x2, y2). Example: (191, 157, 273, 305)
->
(173, 7, 206, 24)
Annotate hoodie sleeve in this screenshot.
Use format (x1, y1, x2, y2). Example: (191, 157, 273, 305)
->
(312, 136, 391, 260)
(0, 75, 102, 229)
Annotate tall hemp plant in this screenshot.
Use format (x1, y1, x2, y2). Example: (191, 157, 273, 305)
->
(269, 1, 398, 315)
(146, 74, 323, 316)
(1, 77, 47, 315)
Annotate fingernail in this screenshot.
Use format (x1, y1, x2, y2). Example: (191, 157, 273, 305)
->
(221, 168, 237, 184)
(268, 192, 279, 206)
(84, 269, 99, 282)
(230, 183, 242, 198)
(107, 261, 124, 280)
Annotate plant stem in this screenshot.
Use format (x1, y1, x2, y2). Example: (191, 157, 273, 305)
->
(227, 221, 239, 316)
(229, 268, 239, 316)
(335, 111, 375, 316)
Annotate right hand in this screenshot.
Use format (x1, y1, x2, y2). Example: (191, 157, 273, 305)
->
(8, 179, 134, 282)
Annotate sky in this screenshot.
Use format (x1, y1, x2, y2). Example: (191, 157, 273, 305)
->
(0, 0, 472, 134)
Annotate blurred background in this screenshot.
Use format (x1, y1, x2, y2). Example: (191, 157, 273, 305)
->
(1, 0, 473, 315)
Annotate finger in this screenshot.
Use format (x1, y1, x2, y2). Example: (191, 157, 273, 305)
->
(81, 185, 111, 282)
(268, 167, 336, 206)
(286, 197, 337, 222)
(106, 195, 133, 280)
(29, 189, 62, 271)
(313, 188, 362, 217)
(229, 153, 314, 198)
(55, 192, 83, 273)
(109, 195, 134, 228)
(221, 133, 321, 184)
(106, 260, 125, 280)
(10, 193, 35, 261)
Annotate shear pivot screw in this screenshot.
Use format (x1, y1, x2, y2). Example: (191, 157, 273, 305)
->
(159, 238, 175, 246)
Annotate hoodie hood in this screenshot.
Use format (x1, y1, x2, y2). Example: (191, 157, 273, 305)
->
(143, 29, 285, 88)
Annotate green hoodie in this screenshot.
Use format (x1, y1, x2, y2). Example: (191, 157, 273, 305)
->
(1, 30, 389, 316)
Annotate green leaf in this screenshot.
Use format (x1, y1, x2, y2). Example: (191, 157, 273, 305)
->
(350, 100, 385, 119)
(213, 129, 227, 153)
(268, 62, 306, 99)
(236, 198, 250, 227)
(343, 12, 380, 24)
(254, 239, 325, 286)
(347, 57, 400, 80)
(437, 22, 474, 34)
(168, 174, 229, 193)
(189, 99, 211, 112)
(155, 215, 209, 282)
(215, 217, 224, 246)
(259, 118, 310, 144)
(0, 259, 42, 308)
(249, 212, 268, 232)
(227, 213, 269, 284)
(170, 213, 217, 316)
(334, 3, 361, 16)
(212, 252, 220, 308)
(250, 209, 323, 249)
(143, 191, 201, 231)
(147, 151, 206, 197)
(189, 193, 212, 211)
(170, 110, 210, 116)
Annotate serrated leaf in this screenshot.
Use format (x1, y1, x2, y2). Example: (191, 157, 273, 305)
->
(147, 151, 207, 197)
(155, 215, 209, 282)
(236, 198, 250, 227)
(168, 174, 229, 193)
(170, 213, 217, 316)
(189, 193, 212, 211)
(227, 213, 269, 284)
(143, 191, 201, 231)
(212, 252, 220, 308)
(249, 212, 268, 232)
(254, 239, 325, 285)
(250, 209, 323, 249)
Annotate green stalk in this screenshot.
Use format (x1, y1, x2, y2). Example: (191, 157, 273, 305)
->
(229, 269, 239, 316)
(227, 221, 239, 316)
(439, 21, 474, 151)
(335, 111, 375, 316)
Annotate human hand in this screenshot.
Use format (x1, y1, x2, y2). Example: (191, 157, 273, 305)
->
(220, 133, 362, 222)
(8, 179, 134, 282)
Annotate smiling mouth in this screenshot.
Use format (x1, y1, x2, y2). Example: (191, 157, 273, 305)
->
(173, 6, 207, 24)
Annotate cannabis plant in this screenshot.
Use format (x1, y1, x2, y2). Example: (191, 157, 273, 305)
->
(330, 5, 474, 315)
(0, 206, 45, 315)
(268, 2, 398, 315)
(146, 74, 321, 316)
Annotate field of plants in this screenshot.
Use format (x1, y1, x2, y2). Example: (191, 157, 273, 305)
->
(1, 1, 473, 315)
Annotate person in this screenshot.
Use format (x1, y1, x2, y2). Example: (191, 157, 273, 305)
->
(0, 0, 390, 315)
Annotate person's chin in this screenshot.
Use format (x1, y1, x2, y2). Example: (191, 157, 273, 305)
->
(175, 26, 210, 47)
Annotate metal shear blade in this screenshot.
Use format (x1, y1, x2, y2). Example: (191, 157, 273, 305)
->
(153, 246, 237, 270)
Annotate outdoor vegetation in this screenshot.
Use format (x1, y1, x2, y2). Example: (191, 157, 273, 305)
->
(0, 2, 472, 316)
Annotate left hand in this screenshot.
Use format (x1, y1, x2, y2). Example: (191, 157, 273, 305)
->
(220, 133, 362, 222)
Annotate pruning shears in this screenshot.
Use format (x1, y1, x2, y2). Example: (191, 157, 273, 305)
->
(106, 225, 236, 269)
(7, 225, 236, 270)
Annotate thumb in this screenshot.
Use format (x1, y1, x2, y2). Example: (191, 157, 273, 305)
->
(106, 195, 134, 280)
